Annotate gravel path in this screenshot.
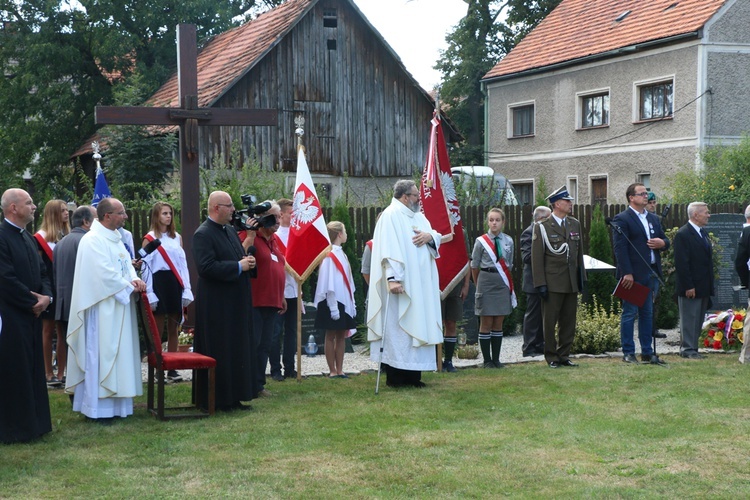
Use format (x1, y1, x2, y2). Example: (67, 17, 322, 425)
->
(146, 326, 696, 382)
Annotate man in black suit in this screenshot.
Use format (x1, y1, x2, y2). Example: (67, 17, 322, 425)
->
(612, 183, 669, 365)
(521, 205, 550, 357)
(192, 191, 258, 411)
(0, 188, 52, 444)
(673, 202, 713, 359)
(733, 205, 750, 289)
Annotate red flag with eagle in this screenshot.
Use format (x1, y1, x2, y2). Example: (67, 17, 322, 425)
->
(420, 110, 469, 299)
(286, 146, 331, 282)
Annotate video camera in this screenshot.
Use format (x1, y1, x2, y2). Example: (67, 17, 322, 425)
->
(230, 194, 276, 232)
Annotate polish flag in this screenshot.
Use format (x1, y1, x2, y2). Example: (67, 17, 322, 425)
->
(420, 110, 469, 298)
(286, 146, 331, 282)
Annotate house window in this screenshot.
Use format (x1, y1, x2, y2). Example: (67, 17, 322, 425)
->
(591, 177, 608, 204)
(510, 103, 534, 137)
(637, 173, 651, 190)
(580, 93, 609, 128)
(567, 176, 578, 201)
(511, 180, 534, 206)
(639, 80, 673, 120)
(323, 9, 337, 28)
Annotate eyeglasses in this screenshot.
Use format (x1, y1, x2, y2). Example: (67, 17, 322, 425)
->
(216, 203, 235, 208)
(107, 211, 127, 216)
(633, 192, 649, 197)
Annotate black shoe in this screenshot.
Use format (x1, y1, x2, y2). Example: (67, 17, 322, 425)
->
(523, 351, 543, 357)
(652, 331, 667, 339)
(233, 402, 253, 411)
(560, 360, 578, 367)
(167, 370, 182, 382)
(493, 361, 505, 368)
(271, 373, 284, 382)
(483, 361, 497, 369)
(623, 354, 639, 364)
(680, 352, 705, 359)
(548, 361, 560, 368)
(412, 381, 427, 388)
(642, 354, 667, 365)
(284, 370, 298, 379)
(442, 360, 457, 373)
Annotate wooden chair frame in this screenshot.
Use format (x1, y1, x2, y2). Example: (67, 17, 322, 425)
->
(136, 292, 216, 420)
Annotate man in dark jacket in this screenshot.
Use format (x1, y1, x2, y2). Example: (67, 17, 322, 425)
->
(673, 202, 713, 359)
(520, 205, 550, 357)
(612, 183, 669, 365)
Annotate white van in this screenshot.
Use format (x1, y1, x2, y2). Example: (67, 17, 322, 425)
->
(450, 166, 519, 206)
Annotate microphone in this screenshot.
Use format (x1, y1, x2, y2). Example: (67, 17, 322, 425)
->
(604, 217, 623, 234)
(138, 238, 162, 258)
(246, 245, 258, 278)
(661, 204, 671, 218)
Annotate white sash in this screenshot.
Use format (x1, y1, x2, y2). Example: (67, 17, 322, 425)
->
(478, 235, 517, 308)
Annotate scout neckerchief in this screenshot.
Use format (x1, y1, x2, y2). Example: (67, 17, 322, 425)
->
(479, 234, 517, 308)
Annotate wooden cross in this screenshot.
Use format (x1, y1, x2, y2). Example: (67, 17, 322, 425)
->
(94, 24, 278, 306)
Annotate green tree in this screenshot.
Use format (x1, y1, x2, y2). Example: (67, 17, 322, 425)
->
(668, 135, 750, 204)
(585, 204, 618, 313)
(436, 0, 562, 166)
(0, 0, 280, 197)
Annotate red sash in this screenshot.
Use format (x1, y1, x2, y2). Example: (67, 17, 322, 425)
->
(480, 234, 514, 295)
(144, 233, 184, 289)
(366, 240, 373, 250)
(274, 233, 287, 256)
(328, 252, 354, 302)
(34, 233, 53, 262)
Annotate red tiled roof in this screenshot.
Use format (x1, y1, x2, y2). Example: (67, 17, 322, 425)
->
(147, 0, 317, 108)
(484, 0, 727, 80)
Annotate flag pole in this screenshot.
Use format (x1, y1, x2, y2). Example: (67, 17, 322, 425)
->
(296, 281, 303, 383)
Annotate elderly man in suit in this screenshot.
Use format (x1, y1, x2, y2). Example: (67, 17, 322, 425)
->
(520, 205, 551, 357)
(612, 183, 669, 365)
(673, 202, 713, 359)
(531, 186, 586, 368)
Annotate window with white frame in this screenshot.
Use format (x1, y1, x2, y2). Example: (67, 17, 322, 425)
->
(637, 173, 651, 190)
(567, 176, 578, 201)
(637, 79, 673, 121)
(579, 92, 609, 129)
(509, 102, 535, 137)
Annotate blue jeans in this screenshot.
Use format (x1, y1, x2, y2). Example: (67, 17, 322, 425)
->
(620, 275, 657, 356)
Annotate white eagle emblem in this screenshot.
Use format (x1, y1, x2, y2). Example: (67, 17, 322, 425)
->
(291, 190, 319, 230)
(440, 171, 461, 227)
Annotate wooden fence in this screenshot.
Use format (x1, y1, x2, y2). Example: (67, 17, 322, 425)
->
(111, 202, 742, 286)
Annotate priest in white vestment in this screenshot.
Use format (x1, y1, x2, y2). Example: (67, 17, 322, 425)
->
(367, 180, 443, 388)
(66, 198, 146, 420)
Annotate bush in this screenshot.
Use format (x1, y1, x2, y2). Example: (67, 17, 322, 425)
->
(585, 204, 619, 313)
(571, 296, 620, 355)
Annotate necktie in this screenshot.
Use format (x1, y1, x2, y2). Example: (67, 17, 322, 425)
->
(701, 229, 710, 248)
(494, 236, 502, 261)
(561, 218, 567, 232)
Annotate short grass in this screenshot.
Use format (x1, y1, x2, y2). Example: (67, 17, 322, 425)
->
(4, 354, 750, 498)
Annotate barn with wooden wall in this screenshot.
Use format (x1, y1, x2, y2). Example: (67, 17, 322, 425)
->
(143, 0, 458, 202)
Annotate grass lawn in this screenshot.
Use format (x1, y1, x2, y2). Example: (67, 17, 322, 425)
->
(3, 354, 750, 498)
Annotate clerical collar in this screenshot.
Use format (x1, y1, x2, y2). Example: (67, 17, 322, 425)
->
(4, 218, 24, 231)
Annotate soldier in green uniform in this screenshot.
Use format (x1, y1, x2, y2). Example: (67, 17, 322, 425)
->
(531, 186, 586, 368)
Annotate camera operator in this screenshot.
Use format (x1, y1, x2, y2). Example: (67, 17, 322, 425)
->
(244, 200, 287, 397)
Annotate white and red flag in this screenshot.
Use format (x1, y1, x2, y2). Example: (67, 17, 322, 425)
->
(286, 146, 331, 282)
(420, 110, 469, 299)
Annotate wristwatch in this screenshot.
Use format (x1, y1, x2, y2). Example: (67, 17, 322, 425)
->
(48, 296, 54, 304)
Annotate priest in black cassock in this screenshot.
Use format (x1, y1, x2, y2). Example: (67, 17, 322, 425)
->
(192, 191, 258, 411)
(0, 188, 53, 444)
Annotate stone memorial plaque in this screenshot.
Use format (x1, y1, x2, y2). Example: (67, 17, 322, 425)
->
(706, 213, 747, 310)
